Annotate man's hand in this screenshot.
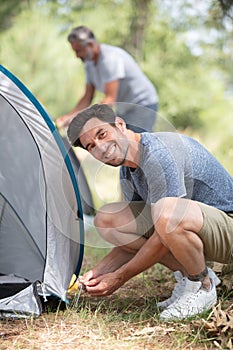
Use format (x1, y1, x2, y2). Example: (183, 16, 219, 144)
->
(56, 115, 73, 129)
(82, 272, 125, 296)
(79, 269, 96, 284)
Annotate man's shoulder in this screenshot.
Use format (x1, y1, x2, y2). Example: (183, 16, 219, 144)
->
(140, 132, 190, 159)
(141, 132, 189, 146)
(100, 44, 130, 59)
(141, 132, 168, 146)
(101, 43, 123, 52)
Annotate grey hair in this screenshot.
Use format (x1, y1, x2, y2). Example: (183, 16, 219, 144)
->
(67, 26, 97, 46)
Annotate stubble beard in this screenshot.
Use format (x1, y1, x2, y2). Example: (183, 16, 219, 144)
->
(105, 143, 129, 167)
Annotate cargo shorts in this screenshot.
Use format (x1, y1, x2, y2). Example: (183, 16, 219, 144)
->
(128, 201, 233, 264)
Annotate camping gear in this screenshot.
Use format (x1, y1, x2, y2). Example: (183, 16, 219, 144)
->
(0, 65, 85, 318)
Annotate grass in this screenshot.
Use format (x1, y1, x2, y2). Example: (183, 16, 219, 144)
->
(1, 244, 232, 350)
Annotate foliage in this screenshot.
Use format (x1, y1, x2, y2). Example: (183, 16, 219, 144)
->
(0, 0, 232, 164)
(0, 4, 86, 118)
(142, 21, 213, 129)
(0, 0, 30, 31)
(210, 0, 233, 19)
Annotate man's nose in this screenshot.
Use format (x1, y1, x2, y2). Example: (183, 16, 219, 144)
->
(94, 140, 107, 154)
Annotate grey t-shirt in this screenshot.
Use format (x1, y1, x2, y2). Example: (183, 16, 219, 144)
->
(85, 44, 158, 106)
(120, 132, 233, 212)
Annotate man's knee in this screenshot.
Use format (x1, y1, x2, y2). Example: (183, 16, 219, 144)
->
(152, 197, 202, 239)
(152, 197, 178, 232)
(94, 205, 113, 229)
(94, 202, 127, 229)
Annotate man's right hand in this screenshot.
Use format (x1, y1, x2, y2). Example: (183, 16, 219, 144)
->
(80, 271, 126, 296)
(56, 115, 73, 129)
(79, 270, 96, 284)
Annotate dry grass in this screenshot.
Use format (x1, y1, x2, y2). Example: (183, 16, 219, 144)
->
(0, 257, 232, 350)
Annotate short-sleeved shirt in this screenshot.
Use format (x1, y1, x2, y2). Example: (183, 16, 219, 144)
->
(120, 132, 233, 212)
(85, 44, 158, 106)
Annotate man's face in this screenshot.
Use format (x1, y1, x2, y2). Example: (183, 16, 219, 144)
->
(79, 117, 129, 167)
(71, 41, 94, 62)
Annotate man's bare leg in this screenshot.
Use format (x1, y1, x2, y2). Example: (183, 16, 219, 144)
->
(152, 197, 210, 289)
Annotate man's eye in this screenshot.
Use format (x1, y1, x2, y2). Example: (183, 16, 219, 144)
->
(99, 131, 107, 139)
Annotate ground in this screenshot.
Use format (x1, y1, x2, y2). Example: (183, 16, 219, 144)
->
(0, 262, 232, 350)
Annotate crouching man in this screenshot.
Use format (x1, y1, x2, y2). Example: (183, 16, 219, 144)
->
(67, 104, 233, 320)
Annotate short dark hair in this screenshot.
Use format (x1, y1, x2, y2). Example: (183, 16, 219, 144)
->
(67, 26, 97, 46)
(67, 104, 117, 148)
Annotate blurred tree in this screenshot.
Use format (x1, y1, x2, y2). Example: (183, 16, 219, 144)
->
(143, 20, 216, 129)
(212, 0, 233, 19)
(122, 0, 153, 59)
(0, 0, 30, 31)
(156, 0, 233, 122)
(0, 4, 85, 118)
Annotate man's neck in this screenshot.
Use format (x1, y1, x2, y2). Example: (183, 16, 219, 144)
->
(123, 131, 141, 168)
(93, 43, 101, 64)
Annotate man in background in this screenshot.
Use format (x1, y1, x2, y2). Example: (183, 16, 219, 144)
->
(56, 26, 158, 133)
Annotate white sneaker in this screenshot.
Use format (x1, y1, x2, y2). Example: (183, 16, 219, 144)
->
(159, 278, 217, 320)
(157, 268, 220, 310)
(157, 271, 186, 310)
(208, 267, 221, 286)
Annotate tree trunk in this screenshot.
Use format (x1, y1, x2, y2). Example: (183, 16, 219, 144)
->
(123, 0, 153, 60)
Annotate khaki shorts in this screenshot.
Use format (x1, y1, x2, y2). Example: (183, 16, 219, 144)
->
(128, 201, 233, 264)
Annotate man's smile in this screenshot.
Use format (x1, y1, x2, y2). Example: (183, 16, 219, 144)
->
(104, 143, 116, 160)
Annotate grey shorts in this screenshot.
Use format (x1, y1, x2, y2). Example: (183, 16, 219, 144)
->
(128, 201, 233, 264)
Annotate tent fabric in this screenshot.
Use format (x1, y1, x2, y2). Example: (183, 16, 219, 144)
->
(0, 65, 84, 317)
(61, 136, 95, 216)
(0, 282, 42, 319)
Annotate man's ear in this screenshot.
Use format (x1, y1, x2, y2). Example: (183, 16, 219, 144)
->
(115, 117, 126, 131)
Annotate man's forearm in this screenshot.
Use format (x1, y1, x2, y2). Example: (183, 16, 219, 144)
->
(91, 246, 135, 277)
(115, 234, 168, 283)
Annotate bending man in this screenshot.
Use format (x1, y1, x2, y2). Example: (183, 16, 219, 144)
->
(56, 26, 158, 133)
